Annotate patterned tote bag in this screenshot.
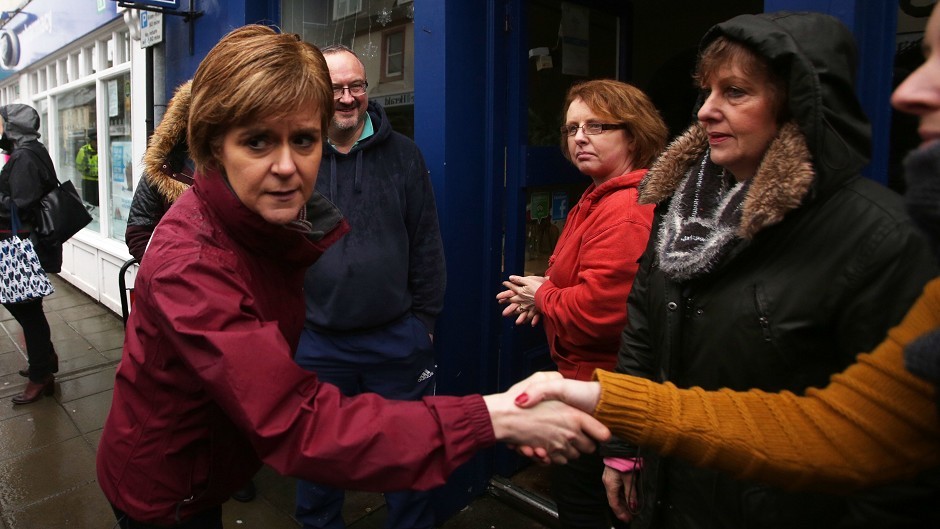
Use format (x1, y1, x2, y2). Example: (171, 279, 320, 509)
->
(0, 201, 54, 304)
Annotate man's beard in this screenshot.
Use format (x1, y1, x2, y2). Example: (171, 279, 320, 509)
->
(332, 104, 363, 132)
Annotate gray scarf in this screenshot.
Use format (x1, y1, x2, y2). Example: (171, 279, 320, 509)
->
(656, 149, 751, 281)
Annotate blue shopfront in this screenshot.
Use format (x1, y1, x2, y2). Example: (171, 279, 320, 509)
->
(0, 0, 915, 522)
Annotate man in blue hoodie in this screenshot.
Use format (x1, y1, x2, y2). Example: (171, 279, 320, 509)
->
(294, 45, 446, 529)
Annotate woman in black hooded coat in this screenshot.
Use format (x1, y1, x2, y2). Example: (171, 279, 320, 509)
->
(602, 12, 938, 529)
(0, 104, 61, 404)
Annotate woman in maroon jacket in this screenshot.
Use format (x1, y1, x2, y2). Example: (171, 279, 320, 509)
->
(496, 80, 667, 529)
(97, 25, 609, 528)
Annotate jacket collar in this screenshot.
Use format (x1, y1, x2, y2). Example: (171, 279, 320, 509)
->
(639, 121, 814, 239)
(192, 167, 348, 266)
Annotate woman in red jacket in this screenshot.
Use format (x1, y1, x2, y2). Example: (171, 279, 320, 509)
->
(496, 79, 667, 529)
(96, 25, 609, 529)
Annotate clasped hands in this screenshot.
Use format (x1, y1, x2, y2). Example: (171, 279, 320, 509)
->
(485, 371, 606, 465)
(490, 373, 638, 522)
(496, 275, 548, 326)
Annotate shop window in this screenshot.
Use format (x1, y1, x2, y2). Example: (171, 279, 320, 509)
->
(106, 73, 133, 241)
(381, 28, 404, 82)
(27, 24, 133, 245)
(56, 84, 99, 233)
(282, 0, 416, 138)
(36, 99, 48, 153)
(525, 1, 618, 146)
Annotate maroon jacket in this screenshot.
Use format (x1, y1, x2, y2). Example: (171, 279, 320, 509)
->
(97, 169, 495, 525)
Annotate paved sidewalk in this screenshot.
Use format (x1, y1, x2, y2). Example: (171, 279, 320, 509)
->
(0, 276, 554, 529)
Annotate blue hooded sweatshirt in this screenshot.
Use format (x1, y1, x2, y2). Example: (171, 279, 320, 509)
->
(303, 100, 445, 333)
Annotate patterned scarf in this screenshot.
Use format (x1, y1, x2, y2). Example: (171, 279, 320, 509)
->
(656, 149, 752, 281)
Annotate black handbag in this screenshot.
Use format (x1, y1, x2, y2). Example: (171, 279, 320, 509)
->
(36, 179, 92, 245)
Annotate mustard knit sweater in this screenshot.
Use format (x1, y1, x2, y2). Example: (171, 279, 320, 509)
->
(594, 279, 940, 492)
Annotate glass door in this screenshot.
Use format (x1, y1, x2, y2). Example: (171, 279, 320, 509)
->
(500, 0, 627, 395)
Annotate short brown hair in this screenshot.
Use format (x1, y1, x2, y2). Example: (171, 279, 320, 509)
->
(188, 25, 334, 172)
(694, 36, 788, 122)
(560, 79, 668, 169)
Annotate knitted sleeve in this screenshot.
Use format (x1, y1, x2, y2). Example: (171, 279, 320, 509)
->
(593, 279, 940, 492)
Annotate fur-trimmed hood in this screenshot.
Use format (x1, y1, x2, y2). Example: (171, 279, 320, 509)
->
(638, 11, 871, 240)
(696, 12, 871, 194)
(639, 121, 814, 239)
(142, 80, 192, 204)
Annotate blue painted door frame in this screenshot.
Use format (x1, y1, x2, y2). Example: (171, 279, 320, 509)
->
(413, 1, 504, 519)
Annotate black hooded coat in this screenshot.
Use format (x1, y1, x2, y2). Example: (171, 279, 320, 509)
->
(0, 104, 62, 272)
(613, 12, 939, 528)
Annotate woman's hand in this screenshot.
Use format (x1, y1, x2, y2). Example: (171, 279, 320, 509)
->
(483, 371, 610, 465)
(508, 377, 602, 463)
(604, 467, 639, 522)
(513, 377, 601, 414)
(496, 275, 548, 326)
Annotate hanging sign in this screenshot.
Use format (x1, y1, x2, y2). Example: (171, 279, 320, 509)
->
(140, 11, 163, 48)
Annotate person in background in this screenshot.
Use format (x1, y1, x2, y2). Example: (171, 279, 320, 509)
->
(496, 79, 666, 529)
(292, 44, 446, 529)
(574, 11, 934, 529)
(0, 104, 61, 404)
(125, 80, 193, 263)
(75, 129, 98, 207)
(96, 25, 609, 529)
(516, 1, 940, 503)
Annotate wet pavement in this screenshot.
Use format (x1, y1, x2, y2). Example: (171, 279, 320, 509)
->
(0, 276, 556, 528)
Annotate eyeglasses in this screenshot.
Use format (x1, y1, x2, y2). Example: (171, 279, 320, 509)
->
(332, 82, 368, 98)
(560, 123, 628, 137)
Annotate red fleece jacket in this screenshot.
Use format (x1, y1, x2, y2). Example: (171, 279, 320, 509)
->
(536, 169, 653, 380)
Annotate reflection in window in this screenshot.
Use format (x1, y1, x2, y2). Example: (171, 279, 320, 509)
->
(107, 73, 133, 241)
(56, 85, 99, 233)
(282, 0, 416, 138)
(526, 1, 618, 146)
(333, 0, 363, 20)
(383, 29, 404, 81)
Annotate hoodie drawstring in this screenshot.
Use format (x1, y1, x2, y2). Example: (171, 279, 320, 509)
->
(326, 148, 365, 199)
(354, 150, 363, 193)
(329, 155, 337, 201)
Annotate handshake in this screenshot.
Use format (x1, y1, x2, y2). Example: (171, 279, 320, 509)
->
(483, 371, 605, 465)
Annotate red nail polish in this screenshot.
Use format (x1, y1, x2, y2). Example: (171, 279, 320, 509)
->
(515, 393, 529, 405)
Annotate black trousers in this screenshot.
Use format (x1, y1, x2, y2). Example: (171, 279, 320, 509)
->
(111, 506, 223, 529)
(4, 299, 55, 382)
(82, 178, 99, 206)
(551, 450, 629, 529)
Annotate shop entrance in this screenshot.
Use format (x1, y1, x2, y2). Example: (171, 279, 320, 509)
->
(493, 0, 762, 503)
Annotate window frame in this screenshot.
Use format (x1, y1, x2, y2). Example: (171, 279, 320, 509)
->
(381, 26, 406, 82)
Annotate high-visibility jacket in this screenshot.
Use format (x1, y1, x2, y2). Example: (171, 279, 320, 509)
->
(75, 143, 97, 181)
